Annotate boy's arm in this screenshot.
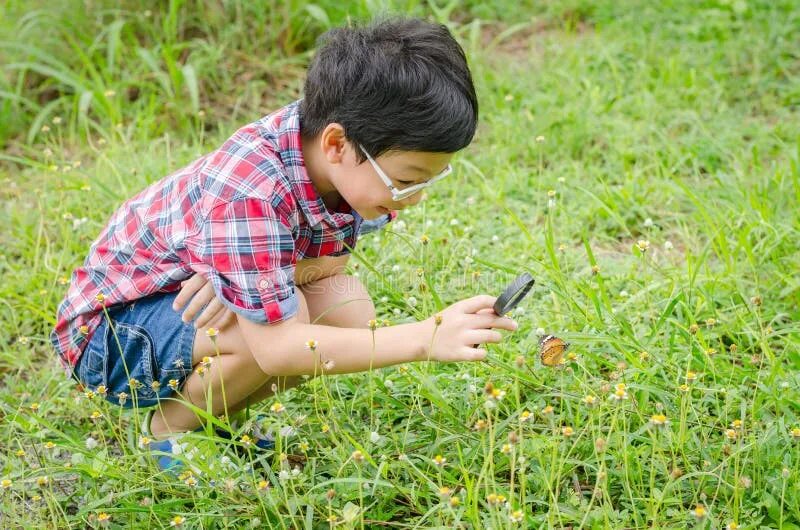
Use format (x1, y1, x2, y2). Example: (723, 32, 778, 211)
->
(237, 295, 518, 377)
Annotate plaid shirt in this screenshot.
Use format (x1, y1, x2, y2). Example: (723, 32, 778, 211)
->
(51, 100, 394, 375)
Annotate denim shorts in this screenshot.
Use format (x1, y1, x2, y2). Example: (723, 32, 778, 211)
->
(73, 291, 196, 408)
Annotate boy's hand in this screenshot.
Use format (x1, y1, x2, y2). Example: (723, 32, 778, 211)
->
(173, 274, 234, 329)
(420, 295, 518, 362)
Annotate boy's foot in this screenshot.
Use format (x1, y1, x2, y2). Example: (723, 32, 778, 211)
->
(140, 410, 275, 472)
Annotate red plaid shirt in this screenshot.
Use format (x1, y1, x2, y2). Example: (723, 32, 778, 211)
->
(51, 100, 394, 375)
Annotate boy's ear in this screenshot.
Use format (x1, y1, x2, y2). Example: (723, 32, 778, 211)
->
(319, 123, 348, 164)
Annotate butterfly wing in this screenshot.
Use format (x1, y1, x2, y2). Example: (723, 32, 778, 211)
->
(539, 335, 568, 367)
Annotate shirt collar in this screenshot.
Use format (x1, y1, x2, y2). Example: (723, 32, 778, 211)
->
(277, 100, 355, 229)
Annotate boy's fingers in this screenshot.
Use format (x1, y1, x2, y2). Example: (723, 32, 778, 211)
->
(194, 298, 224, 328)
(173, 274, 206, 310)
(457, 295, 498, 314)
(182, 282, 215, 322)
(461, 347, 487, 361)
(471, 313, 518, 331)
(467, 329, 503, 345)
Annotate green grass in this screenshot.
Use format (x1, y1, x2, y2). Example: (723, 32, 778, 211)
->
(2, 0, 800, 528)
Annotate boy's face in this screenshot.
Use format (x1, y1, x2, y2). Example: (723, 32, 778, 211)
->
(311, 124, 454, 220)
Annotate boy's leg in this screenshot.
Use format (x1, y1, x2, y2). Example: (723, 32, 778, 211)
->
(149, 273, 373, 437)
(148, 292, 310, 437)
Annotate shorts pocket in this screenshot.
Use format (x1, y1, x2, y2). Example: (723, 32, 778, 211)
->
(77, 342, 107, 390)
(105, 321, 158, 399)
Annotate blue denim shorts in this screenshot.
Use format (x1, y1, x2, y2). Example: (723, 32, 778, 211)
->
(73, 291, 196, 408)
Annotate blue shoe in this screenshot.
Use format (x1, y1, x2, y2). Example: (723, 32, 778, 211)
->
(140, 409, 211, 472)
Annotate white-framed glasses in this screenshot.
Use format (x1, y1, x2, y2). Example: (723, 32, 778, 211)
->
(359, 144, 452, 201)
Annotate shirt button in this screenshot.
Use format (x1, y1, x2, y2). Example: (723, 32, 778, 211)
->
(258, 278, 271, 291)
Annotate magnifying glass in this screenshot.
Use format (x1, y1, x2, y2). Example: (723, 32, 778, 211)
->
(474, 272, 535, 348)
(493, 272, 535, 316)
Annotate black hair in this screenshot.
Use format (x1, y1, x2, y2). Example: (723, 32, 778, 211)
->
(300, 17, 478, 162)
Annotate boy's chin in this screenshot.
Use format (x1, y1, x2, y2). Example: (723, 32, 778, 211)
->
(358, 206, 391, 220)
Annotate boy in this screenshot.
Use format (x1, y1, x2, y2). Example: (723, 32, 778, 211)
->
(51, 17, 517, 467)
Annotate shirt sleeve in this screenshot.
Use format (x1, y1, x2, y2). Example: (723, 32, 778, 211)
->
(184, 198, 298, 324)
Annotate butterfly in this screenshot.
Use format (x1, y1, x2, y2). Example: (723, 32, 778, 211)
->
(539, 335, 570, 367)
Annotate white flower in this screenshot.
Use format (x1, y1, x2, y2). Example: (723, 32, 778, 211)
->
(391, 265, 401, 273)
(171, 442, 186, 455)
(491, 235, 500, 243)
(619, 290, 629, 298)
(278, 470, 290, 481)
(426, 219, 434, 227)
(291, 467, 301, 477)
(393, 308, 401, 316)
(407, 296, 418, 308)
(664, 240, 674, 250)
(85, 437, 98, 450)
(380, 296, 389, 303)
(450, 218, 459, 226)
(643, 218, 654, 228)
(370, 431, 381, 443)
(279, 426, 296, 437)
(536, 327, 546, 335)
(384, 379, 394, 388)
(72, 217, 88, 230)
(466, 196, 476, 205)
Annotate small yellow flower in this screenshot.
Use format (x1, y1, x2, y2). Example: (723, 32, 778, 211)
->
(351, 450, 365, 463)
(240, 435, 253, 447)
(449, 496, 461, 507)
(639, 351, 650, 361)
(636, 240, 650, 252)
(705, 318, 716, 327)
(305, 339, 318, 351)
(257, 480, 269, 491)
(650, 414, 668, 426)
(184, 476, 198, 487)
(270, 402, 285, 414)
(679, 383, 690, 392)
(321, 424, 330, 433)
(196, 365, 207, 376)
(434, 314, 443, 325)
(610, 387, 628, 401)
(582, 395, 597, 407)
(138, 436, 152, 449)
(97, 512, 111, 524)
(151, 381, 161, 391)
(730, 419, 743, 430)
(96, 385, 107, 396)
(205, 327, 219, 338)
(41, 125, 50, 133)
(432, 454, 446, 466)
(561, 426, 575, 437)
(473, 419, 488, 431)
(438, 486, 452, 498)
(45, 441, 55, 449)
(420, 234, 430, 245)
(168, 379, 179, 390)
(367, 319, 378, 330)
(591, 264, 600, 275)
(519, 410, 532, 422)
(489, 388, 506, 401)
(726, 522, 739, 530)
(541, 405, 554, 416)
(299, 441, 309, 451)
(691, 504, 707, 519)
(790, 427, 800, 439)
(90, 410, 102, 420)
(685, 371, 698, 382)
(200, 356, 212, 368)
(725, 429, 738, 441)
(36, 476, 49, 487)
(1, 479, 11, 490)
(500, 443, 513, 454)
(509, 509, 524, 523)
(79, 325, 89, 335)
(95, 293, 106, 303)
(16, 449, 25, 457)
(535, 135, 545, 143)
(486, 493, 507, 505)
(326, 515, 338, 525)
(547, 190, 556, 198)
(84, 390, 96, 400)
(170, 515, 186, 527)
(30, 402, 40, 411)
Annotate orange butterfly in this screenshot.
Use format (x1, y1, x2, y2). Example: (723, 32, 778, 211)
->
(539, 335, 570, 367)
